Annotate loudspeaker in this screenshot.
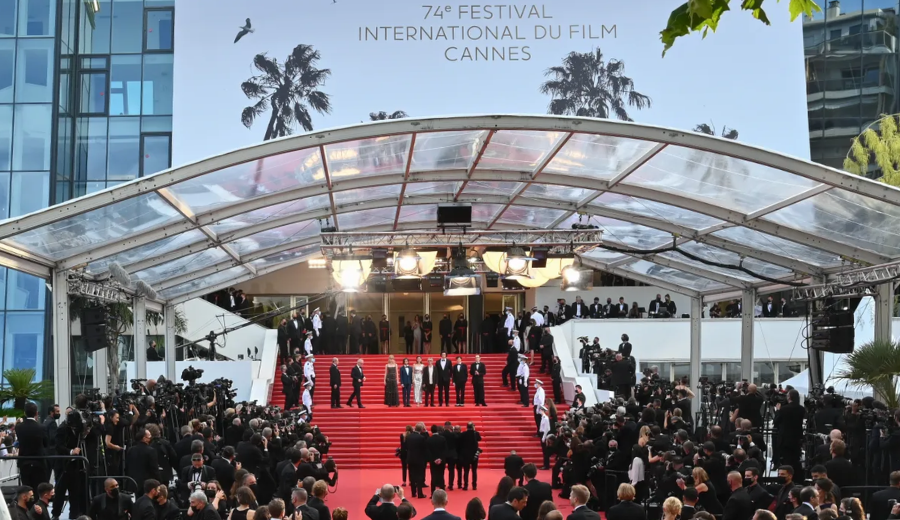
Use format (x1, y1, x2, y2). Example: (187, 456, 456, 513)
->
(485, 273, 499, 288)
(82, 306, 108, 325)
(83, 322, 111, 352)
(810, 327, 854, 353)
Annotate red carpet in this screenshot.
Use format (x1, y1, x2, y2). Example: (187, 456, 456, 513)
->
(322, 467, 574, 516)
(270, 354, 568, 470)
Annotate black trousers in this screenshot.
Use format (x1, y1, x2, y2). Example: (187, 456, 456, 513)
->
(424, 386, 435, 406)
(463, 460, 478, 488)
(540, 347, 552, 372)
(331, 385, 341, 407)
(480, 334, 491, 354)
(518, 379, 529, 406)
(283, 390, 296, 410)
(473, 380, 485, 405)
(430, 461, 446, 492)
(552, 379, 563, 403)
(438, 383, 450, 406)
(19, 462, 45, 491)
(455, 384, 465, 405)
(347, 385, 362, 406)
(53, 468, 86, 518)
(349, 334, 360, 354)
(441, 336, 452, 352)
(401, 456, 408, 484)
(502, 365, 514, 386)
(335, 335, 347, 354)
(541, 439, 551, 468)
(402, 385, 411, 406)
(409, 462, 427, 495)
(405, 340, 413, 355)
(446, 458, 457, 488)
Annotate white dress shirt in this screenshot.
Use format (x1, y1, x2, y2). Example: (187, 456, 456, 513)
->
(312, 314, 322, 336)
(304, 361, 315, 380)
(533, 386, 545, 409)
(531, 311, 545, 327)
(304, 337, 313, 355)
(302, 389, 312, 408)
(539, 413, 551, 441)
(504, 312, 515, 335)
(516, 361, 529, 386)
(513, 335, 522, 353)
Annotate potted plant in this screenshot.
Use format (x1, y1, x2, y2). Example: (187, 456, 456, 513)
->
(0, 368, 54, 410)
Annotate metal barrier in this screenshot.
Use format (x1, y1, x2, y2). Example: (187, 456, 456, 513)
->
(0, 455, 90, 506)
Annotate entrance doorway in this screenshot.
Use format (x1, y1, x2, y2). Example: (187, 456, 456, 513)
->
(389, 293, 424, 356)
(430, 293, 467, 354)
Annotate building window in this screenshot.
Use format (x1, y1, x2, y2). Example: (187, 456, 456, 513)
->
(18, 0, 55, 37)
(7, 271, 44, 310)
(144, 8, 173, 52)
(0, 105, 10, 170)
(75, 117, 108, 182)
(0, 0, 16, 36)
(13, 104, 52, 170)
(79, 0, 111, 54)
(141, 133, 170, 176)
(830, 29, 841, 41)
(142, 54, 172, 115)
(0, 172, 9, 218)
(111, 0, 143, 53)
(107, 117, 139, 180)
(10, 171, 49, 217)
(0, 40, 13, 102)
(79, 72, 108, 114)
(109, 55, 141, 115)
(15, 38, 53, 102)
(5, 311, 45, 378)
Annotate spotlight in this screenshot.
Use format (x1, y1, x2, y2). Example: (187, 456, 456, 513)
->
(340, 266, 363, 292)
(561, 264, 592, 292)
(395, 248, 421, 278)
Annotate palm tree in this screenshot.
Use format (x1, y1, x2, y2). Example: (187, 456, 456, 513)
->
(539, 48, 651, 121)
(694, 122, 739, 140)
(0, 368, 53, 409)
(369, 110, 408, 121)
(834, 339, 900, 407)
(241, 44, 332, 140)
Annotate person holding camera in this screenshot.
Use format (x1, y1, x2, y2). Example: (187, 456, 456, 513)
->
(773, 389, 806, 478)
(365, 484, 416, 520)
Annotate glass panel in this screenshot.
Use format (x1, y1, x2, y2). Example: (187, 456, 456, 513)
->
(145, 9, 173, 51)
(10, 171, 48, 217)
(111, 0, 142, 52)
(593, 216, 673, 249)
(495, 205, 566, 228)
(141, 116, 171, 132)
(166, 148, 324, 213)
(18, 0, 55, 36)
(0, 0, 15, 36)
(80, 57, 107, 69)
(0, 39, 13, 102)
(544, 134, 658, 179)
(472, 203, 503, 222)
(79, 72, 107, 114)
(0, 172, 10, 218)
(621, 259, 729, 292)
(210, 196, 332, 235)
(107, 117, 140, 180)
(0, 269, 7, 310)
(324, 134, 411, 180)
(7, 270, 44, 309)
(523, 183, 594, 202)
(398, 203, 437, 223)
(403, 181, 455, 197)
(476, 130, 564, 172)
(142, 54, 173, 115)
(142, 134, 170, 175)
(85, 228, 207, 274)
(109, 55, 141, 115)
(159, 266, 248, 300)
(656, 251, 762, 283)
(6, 312, 44, 379)
(75, 117, 107, 181)
(250, 244, 319, 270)
(4, 192, 182, 259)
(0, 105, 10, 170)
(702, 362, 723, 384)
(13, 104, 52, 170)
(712, 226, 841, 267)
(724, 362, 743, 382)
(582, 249, 631, 265)
(410, 130, 488, 172)
(15, 38, 53, 102)
(333, 184, 400, 207)
(462, 180, 521, 197)
(590, 192, 725, 230)
(624, 145, 823, 214)
(675, 241, 793, 279)
(337, 207, 396, 229)
(775, 361, 805, 384)
(754, 361, 775, 385)
(764, 187, 900, 257)
(227, 220, 320, 256)
(133, 248, 230, 284)
(673, 363, 690, 382)
(79, 0, 111, 54)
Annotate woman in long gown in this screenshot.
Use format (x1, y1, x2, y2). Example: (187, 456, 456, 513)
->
(412, 321, 422, 355)
(384, 355, 399, 407)
(413, 356, 424, 406)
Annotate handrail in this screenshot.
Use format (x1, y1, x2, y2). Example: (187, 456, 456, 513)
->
(0, 455, 90, 503)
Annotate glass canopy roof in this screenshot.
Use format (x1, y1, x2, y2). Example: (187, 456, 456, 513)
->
(2, 114, 899, 305)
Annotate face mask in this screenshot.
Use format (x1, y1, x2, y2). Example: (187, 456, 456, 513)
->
(25, 498, 35, 508)
(109, 488, 119, 499)
(742, 478, 753, 488)
(249, 484, 259, 495)
(53, 413, 60, 419)
(205, 490, 216, 501)
(775, 476, 787, 485)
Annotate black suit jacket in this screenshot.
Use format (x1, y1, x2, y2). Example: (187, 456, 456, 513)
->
(364, 494, 416, 520)
(133, 495, 157, 520)
(870, 487, 900, 520)
(125, 442, 160, 493)
(793, 504, 816, 519)
(406, 432, 428, 465)
(458, 430, 481, 462)
(825, 456, 854, 489)
(330, 365, 341, 387)
(436, 359, 452, 385)
(296, 504, 319, 520)
(774, 403, 806, 448)
(308, 497, 329, 520)
(440, 318, 453, 338)
(489, 504, 520, 520)
(504, 454, 524, 479)
(423, 366, 436, 388)
(88, 493, 132, 520)
(352, 366, 365, 388)
(422, 510, 461, 520)
(426, 432, 447, 463)
(452, 364, 468, 385)
(277, 325, 289, 348)
(521, 479, 552, 520)
(16, 418, 47, 468)
(606, 501, 646, 520)
(211, 458, 236, 494)
(470, 363, 486, 383)
(567, 506, 602, 520)
(723, 488, 754, 520)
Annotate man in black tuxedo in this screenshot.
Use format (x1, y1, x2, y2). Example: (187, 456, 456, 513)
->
(824, 440, 854, 490)
(606, 484, 646, 520)
(762, 295, 778, 317)
(504, 450, 525, 485)
(602, 297, 615, 318)
(212, 447, 237, 494)
(277, 319, 290, 360)
(281, 365, 297, 410)
(347, 359, 365, 408)
(439, 314, 453, 353)
(133, 480, 160, 520)
(567, 484, 601, 520)
(590, 297, 603, 319)
(502, 346, 518, 389)
(458, 422, 481, 491)
(520, 463, 551, 520)
(426, 424, 448, 496)
(441, 423, 459, 491)
(869, 470, 900, 520)
(436, 352, 452, 407)
(407, 423, 429, 499)
(125, 428, 160, 494)
(423, 358, 436, 407)
(489, 487, 529, 520)
(773, 389, 805, 478)
(179, 454, 216, 502)
(615, 297, 628, 318)
(420, 489, 460, 520)
(16, 402, 47, 490)
(335, 311, 348, 355)
(723, 472, 753, 520)
(648, 294, 663, 317)
(278, 450, 302, 503)
(365, 484, 416, 520)
(89, 478, 133, 520)
(452, 356, 467, 406)
(288, 312, 304, 355)
(330, 358, 342, 408)
(570, 296, 588, 319)
(792, 487, 818, 519)
(470, 355, 487, 406)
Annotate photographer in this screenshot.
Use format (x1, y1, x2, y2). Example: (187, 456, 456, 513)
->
(52, 395, 97, 519)
(733, 384, 765, 429)
(773, 389, 805, 478)
(610, 354, 633, 399)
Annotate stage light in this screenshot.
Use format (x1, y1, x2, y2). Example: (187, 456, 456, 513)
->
(505, 246, 531, 273)
(395, 248, 421, 278)
(561, 264, 593, 292)
(340, 266, 363, 292)
(445, 267, 481, 296)
(563, 265, 583, 283)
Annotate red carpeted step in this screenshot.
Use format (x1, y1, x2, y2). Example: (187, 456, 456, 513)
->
(270, 354, 567, 470)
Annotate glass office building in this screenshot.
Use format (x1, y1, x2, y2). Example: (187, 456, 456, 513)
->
(805, 0, 900, 172)
(0, 0, 173, 386)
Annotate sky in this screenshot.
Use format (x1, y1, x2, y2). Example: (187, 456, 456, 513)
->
(171, 0, 811, 165)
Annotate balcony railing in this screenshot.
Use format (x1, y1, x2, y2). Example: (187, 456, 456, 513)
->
(805, 29, 897, 54)
(806, 76, 894, 94)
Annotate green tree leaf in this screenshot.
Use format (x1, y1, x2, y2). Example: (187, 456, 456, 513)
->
(789, 0, 822, 21)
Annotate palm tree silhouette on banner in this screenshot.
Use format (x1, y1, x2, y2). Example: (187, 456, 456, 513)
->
(241, 44, 332, 194)
(539, 48, 651, 121)
(369, 110, 408, 121)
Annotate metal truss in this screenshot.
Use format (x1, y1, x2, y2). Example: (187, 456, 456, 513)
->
(319, 229, 603, 252)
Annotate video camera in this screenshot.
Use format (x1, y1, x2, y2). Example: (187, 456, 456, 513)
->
(182, 365, 204, 384)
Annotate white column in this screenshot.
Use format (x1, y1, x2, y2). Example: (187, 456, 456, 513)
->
(875, 282, 894, 343)
(741, 289, 756, 382)
(52, 270, 72, 408)
(424, 293, 430, 318)
(93, 347, 109, 395)
(690, 297, 702, 419)
(133, 297, 147, 380)
(164, 305, 177, 381)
